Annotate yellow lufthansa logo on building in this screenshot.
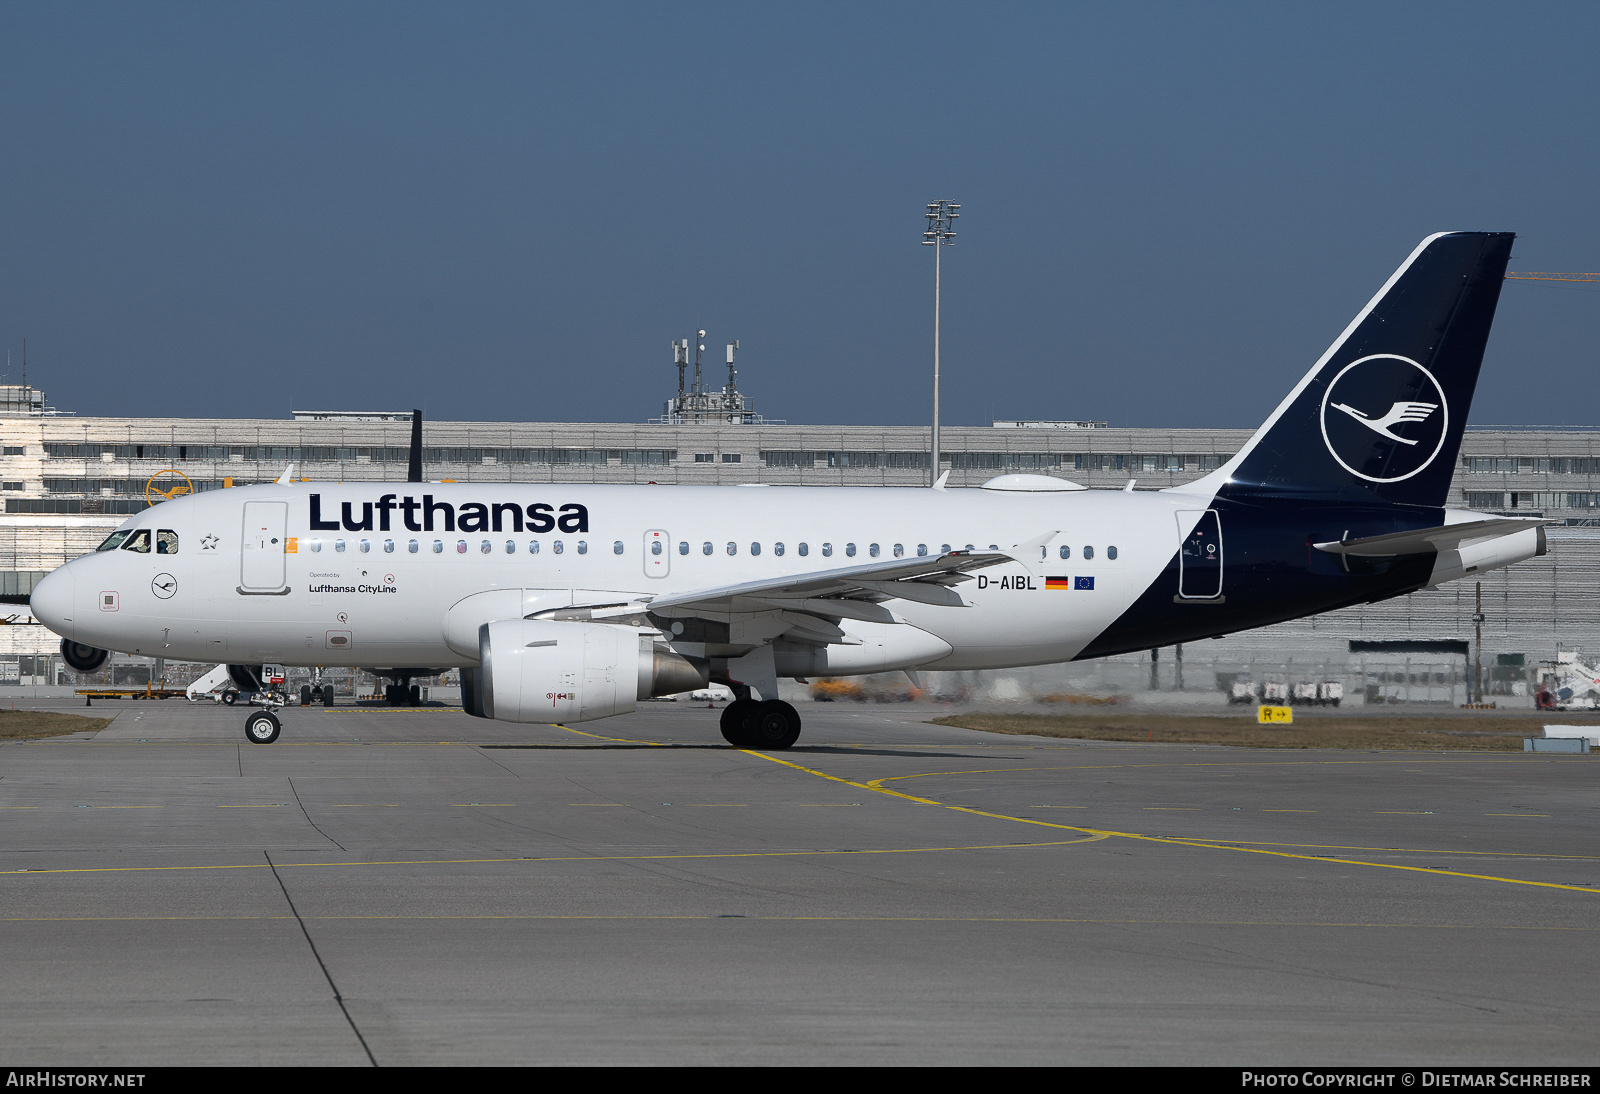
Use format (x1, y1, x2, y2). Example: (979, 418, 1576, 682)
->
(1258, 705, 1293, 724)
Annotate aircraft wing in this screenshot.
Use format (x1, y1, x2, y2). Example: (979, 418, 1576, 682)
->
(1312, 517, 1549, 558)
(644, 551, 1011, 622)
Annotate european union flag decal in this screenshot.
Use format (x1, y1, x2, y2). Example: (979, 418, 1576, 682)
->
(1075, 576, 1094, 590)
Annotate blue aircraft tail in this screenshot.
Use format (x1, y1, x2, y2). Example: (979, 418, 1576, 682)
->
(1191, 232, 1514, 508)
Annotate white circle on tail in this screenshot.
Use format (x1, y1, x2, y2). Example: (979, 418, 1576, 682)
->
(1319, 354, 1448, 483)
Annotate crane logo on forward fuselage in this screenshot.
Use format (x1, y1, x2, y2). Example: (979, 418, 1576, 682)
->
(1319, 354, 1448, 483)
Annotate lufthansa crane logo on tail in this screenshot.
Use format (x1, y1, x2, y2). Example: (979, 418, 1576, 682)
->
(1319, 354, 1449, 483)
(1331, 400, 1438, 445)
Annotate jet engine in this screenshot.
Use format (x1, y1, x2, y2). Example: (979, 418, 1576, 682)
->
(60, 639, 108, 674)
(471, 619, 707, 724)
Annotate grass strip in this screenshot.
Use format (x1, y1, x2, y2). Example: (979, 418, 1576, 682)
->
(0, 709, 114, 740)
(930, 712, 1600, 752)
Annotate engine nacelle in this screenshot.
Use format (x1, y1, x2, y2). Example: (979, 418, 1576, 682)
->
(60, 639, 108, 674)
(475, 619, 708, 724)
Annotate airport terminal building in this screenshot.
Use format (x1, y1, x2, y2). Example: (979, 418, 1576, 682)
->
(3, 384, 1598, 702)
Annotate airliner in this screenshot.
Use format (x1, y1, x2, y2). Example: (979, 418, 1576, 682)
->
(29, 232, 1546, 748)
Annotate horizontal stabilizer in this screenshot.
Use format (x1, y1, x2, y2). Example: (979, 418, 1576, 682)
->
(1313, 517, 1549, 558)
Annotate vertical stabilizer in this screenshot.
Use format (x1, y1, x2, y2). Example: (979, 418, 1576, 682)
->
(1183, 232, 1514, 507)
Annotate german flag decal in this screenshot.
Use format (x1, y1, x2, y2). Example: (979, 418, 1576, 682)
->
(1045, 576, 1072, 590)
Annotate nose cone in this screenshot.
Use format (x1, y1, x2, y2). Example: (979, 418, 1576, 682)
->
(30, 566, 74, 639)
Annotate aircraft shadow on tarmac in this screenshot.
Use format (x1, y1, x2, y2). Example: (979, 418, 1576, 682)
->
(478, 742, 1007, 759)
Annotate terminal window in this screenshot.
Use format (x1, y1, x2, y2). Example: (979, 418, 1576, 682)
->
(721, 453, 741, 463)
(694, 453, 714, 463)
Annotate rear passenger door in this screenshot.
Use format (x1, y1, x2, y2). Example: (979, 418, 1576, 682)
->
(1176, 510, 1223, 600)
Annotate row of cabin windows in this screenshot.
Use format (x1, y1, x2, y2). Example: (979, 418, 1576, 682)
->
(1060, 545, 1117, 560)
(308, 538, 591, 555)
(296, 538, 1120, 560)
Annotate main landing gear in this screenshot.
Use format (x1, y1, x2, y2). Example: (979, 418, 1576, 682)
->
(382, 683, 421, 706)
(719, 698, 802, 750)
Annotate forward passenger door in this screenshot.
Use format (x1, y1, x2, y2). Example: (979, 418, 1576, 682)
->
(240, 501, 289, 594)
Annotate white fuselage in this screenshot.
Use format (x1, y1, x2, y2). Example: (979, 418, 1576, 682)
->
(33, 481, 1215, 673)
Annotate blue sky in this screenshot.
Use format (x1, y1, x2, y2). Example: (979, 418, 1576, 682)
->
(3, 1, 1598, 427)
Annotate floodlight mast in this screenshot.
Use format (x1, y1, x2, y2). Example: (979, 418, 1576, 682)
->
(923, 200, 958, 486)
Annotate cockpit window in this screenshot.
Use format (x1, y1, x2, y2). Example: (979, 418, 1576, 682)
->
(96, 531, 129, 552)
(156, 530, 178, 555)
(120, 529, 152, 554)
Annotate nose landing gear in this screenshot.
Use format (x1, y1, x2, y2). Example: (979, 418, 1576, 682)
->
(242, 690, 288, 744)
(244, 710, 281, 744)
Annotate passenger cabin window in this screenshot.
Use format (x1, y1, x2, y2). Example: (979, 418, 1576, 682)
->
(678, 541, 688, 555)
(1059, 545, 1070, 559)
(456, 540, 467, 554)
(822, 543, 832, 557)
(846, 543, 857, 557)
(726, 542, 737, 555)
(916, 544, 926, 556)
(774, 542, 785, 556)
(940, 543, 950, 553)
(359, 539, 371, 553)
(506, 540, 516, 554)
(156, 530, 178, 555)
(869, 543, 879, 557)
(614, 541, 625, 555)
(1107, 546, 1119, 560)
(528, 540, 539, 554)
(384, 539, 395, 553)
(650, 541, 662, 556)
(798, 543, 809, 556)
(479, 540, 491, 554)
(553, 541, 564, 554)
(702, 542, 713, 555)
(97, 531, 129, 552)
(750, 542, 761, 556)
(432, 540, 443, 553)
(408, 540, 418, 553)
(893, 544, 904, 557)
(121, 530, 151, 553)
(1083, 545, 1095, 560)
(577, 541, 588, 554)
(334, 539, 346, 553)
(309, 540, 322, 553)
